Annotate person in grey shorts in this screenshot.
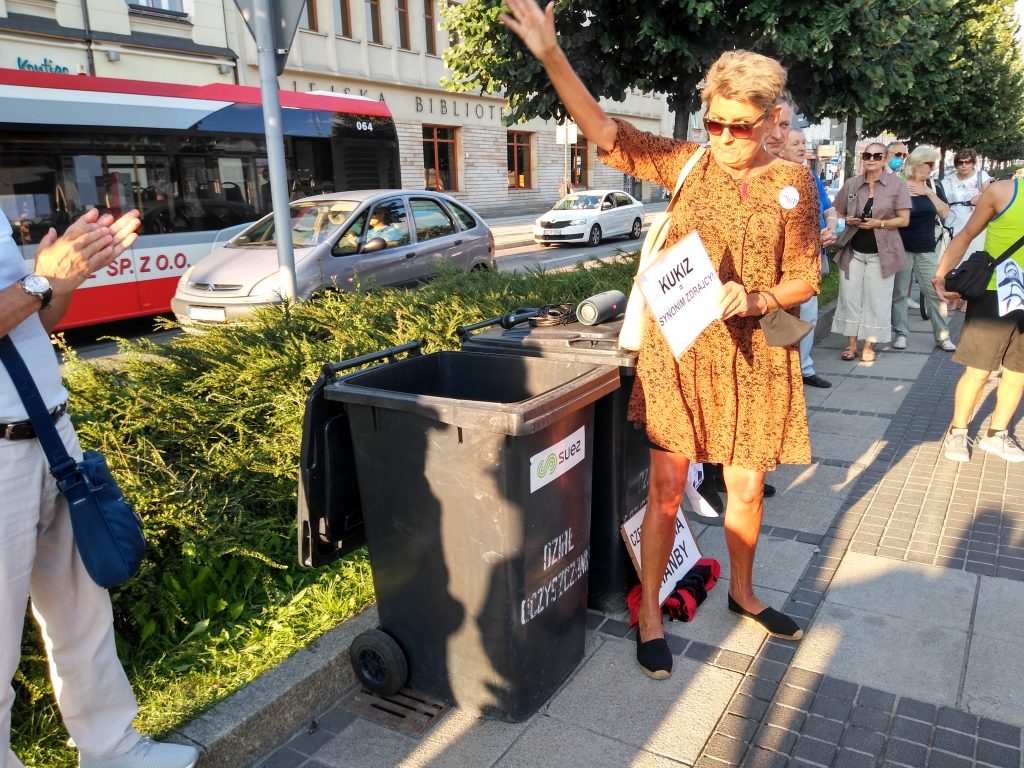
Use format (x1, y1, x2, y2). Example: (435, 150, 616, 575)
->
(933, 178, 1024, 463)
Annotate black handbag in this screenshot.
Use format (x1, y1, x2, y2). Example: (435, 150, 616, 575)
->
(944, 233, 1024, 302)
(759, 291, 813, 347)
(0, 336, 145, 588)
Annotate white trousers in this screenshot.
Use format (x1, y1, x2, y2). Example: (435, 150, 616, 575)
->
(799, 295, 819, 376)
(831, 251, 895, 344)
(1, 416, 139, 768)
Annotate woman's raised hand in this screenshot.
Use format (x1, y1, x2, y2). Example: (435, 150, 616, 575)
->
(500, 0, 559, 62)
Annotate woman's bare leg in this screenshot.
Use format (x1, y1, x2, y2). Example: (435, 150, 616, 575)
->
(722, 465, 767, 614)
(638, 449, 689, 642)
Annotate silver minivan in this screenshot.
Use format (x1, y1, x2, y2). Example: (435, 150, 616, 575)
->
(171, 189, 495, 326)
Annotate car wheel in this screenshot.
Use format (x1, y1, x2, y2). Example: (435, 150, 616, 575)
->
(588, 224, 602, 247)
(350, 629, 408, 697)
(630, 218, 643, 239)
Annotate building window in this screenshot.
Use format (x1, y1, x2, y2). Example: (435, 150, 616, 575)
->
(128, 0, 185, 13)
(299, 0, 318, 30)
(365, 0, 383, 43)
(423, 126, 457, 191)
(507, 131, 531, 189)
(336, 0, 352, 37)
(423, 0, 436, 55)
(570, 138, 588, 187)
(396, 0, 410, 49)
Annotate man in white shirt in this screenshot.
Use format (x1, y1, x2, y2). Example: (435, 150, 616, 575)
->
(0, 208, 199, 768)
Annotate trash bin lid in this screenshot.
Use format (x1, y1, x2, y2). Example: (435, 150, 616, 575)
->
(325, 351, 620, 436)
(460, 319, 637, 369)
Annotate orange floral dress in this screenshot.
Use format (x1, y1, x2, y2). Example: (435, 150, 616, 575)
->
(600, 120, 821, 471)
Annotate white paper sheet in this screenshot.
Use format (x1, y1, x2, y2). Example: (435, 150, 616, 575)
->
(636, 231, 723, 358)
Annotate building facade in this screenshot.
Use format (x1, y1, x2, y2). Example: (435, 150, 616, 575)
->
(241, 0, 671, 214)
(0, 0, 237, 82)
(0, 0, 674, 217)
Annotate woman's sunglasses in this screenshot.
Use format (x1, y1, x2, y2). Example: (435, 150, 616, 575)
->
(861, 152, 885, 161)
(703, 107, 772, 140)
(955, 158, 975, 166)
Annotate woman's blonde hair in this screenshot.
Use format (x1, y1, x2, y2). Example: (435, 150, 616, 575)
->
(905, 144, 940, 175)
(700, 50, 787, 112)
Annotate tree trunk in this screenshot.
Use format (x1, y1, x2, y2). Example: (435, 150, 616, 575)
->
(673, 109, 688, 140)
(845, 114, 859, 180)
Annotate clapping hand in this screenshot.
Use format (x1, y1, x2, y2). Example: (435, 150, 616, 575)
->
(34, 209, 141, 298)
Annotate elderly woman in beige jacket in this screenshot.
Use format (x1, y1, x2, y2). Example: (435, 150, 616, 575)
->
(831, 142, 912, 362)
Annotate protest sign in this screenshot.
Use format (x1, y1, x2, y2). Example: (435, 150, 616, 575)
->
(620, 503, 702, 606)
(686, 463, 720, 518)
(636, 230, 722, 358)
(996, 258, 1024, 316)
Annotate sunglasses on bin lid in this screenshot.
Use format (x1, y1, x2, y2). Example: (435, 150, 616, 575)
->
(861, 152, 885, 161)
(703, 107, 772, 140)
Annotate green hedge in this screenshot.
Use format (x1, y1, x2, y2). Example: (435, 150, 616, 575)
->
(12, 258, 636, 766)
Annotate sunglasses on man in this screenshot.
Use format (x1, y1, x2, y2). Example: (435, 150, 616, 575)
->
(955, 158, 975, 166)
(703, 107, 772, 140)
(891, 152, 907, 158)
(861, 152, 885, 161)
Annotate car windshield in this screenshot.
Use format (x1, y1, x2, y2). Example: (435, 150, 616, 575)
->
(553, 194, 601, 211)
(230, 200, 359, 248)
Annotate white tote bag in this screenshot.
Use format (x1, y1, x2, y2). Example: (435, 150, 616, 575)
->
(618, 147, 707, 351)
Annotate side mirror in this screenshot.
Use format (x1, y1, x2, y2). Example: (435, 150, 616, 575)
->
(601, 201, 613, 210)
(360, 237, 388, 253)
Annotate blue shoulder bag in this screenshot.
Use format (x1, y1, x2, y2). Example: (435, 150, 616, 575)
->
(0, 335, 145, 588)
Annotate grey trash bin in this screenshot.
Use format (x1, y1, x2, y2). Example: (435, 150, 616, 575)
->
(297, 340, 619, 721)
(458, 314, 648, 614)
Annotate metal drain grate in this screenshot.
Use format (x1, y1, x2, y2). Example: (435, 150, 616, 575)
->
(339, 686, 450, 737)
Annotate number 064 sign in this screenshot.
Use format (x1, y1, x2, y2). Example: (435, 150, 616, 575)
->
(636, 231, 723, 358)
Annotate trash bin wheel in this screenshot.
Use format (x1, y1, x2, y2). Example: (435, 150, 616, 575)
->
(350, 629, 408, 697)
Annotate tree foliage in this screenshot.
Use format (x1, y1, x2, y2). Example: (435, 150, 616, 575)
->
(442, 0, 1024, 172)
(862, 1, 1024, 166)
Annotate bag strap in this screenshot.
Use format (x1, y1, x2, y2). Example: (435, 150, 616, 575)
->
(665, 147, 707, 211)
(995, 232, 1024, 265)
(760, 291, 782, 312)
(0, 336, 77, 480)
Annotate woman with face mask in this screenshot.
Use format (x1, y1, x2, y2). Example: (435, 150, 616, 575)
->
(891, 146, 954, 351)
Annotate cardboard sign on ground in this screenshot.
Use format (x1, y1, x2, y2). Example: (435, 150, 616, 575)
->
(620, 503, 702, 606)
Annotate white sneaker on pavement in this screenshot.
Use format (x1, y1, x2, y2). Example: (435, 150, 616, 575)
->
(893, 334, 908, 350)
(907, 296, 920, 309)
(943, 429, 970, 462)
(937, 339, 957, 352)
(80, 739, 199, 768)
(978, 431, 1024, 463)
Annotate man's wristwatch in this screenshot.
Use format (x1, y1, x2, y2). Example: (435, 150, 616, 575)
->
(18, 274, 53, 310)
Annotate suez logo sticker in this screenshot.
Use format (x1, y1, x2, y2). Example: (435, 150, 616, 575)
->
(529, 426, 585, 493)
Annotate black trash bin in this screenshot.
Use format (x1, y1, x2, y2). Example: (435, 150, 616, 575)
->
(458, 315, 648, 614)
(297, 341, 619, 722)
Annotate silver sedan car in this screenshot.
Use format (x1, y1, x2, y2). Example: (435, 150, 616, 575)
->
(171, 189, 495, 326)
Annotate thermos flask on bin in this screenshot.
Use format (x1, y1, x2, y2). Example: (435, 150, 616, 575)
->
(576, 290, 627, 326)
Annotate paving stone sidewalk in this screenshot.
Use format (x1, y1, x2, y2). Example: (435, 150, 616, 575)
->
(229, 309, 1023, 768)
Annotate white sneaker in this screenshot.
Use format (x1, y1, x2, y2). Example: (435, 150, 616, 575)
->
(943, 429, 970, 462)
(907, 296, 920, 309)
(80, 739, 199, 768)
(979, 431, 1024, 463)
(937, 339, 957, 352)
(893, 334, 908, 350)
